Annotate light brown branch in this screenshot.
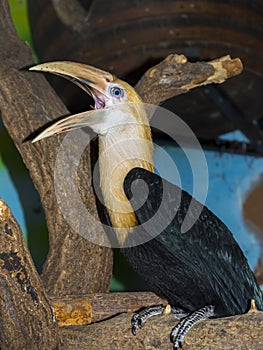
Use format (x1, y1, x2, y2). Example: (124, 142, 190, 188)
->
(51, 292, 166, 326)
(135, 54, 243, 104)
(59, 304, 263, 350)
(0, 199, 59, 350)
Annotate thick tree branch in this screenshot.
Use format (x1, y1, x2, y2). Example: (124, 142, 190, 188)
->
(59, 304, 263, 350)
(51, 292, 166, 326)
(135, 54, 243, 104)
(0, 199, 59, 350)
(0, 0, 113, 297)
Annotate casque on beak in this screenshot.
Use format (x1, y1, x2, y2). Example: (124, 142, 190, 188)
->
(30, 62, 119, 142)
(30, 61, 114, 109)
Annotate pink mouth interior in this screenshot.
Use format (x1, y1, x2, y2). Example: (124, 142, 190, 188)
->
(94, 95, 105, 109)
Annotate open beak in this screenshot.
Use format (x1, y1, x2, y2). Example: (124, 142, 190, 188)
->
(32, 109, 110, 143)
(30, 61, 115, 142)
(30, 61, 114, 109)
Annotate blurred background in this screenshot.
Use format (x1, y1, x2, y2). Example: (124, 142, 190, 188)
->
(1, 0, 263, 290)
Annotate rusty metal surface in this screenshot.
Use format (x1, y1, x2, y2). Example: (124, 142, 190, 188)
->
(29, 0, 263, 75)
(28, 0, 263, 140)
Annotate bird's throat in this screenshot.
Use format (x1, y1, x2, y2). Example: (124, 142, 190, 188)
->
(98, 122, 153, 244)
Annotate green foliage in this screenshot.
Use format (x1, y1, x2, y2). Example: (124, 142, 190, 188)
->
(8, 0, 32, 44)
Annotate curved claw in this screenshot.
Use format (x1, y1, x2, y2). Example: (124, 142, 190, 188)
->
(170, 305, 215, 350)
(131, 313, 143, 336)
(131, 305, 166, 336)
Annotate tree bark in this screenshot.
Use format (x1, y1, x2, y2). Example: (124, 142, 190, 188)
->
(0, 0, 113, 297)
(51, 292, 166, 326)
(0, 199, 59, 350)
(59, 304, 263, 350)
(135, 54, 243, 104)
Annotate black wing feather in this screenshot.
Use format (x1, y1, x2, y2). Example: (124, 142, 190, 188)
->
(122, 167, 263, 317)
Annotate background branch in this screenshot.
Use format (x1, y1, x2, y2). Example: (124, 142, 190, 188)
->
(135, 54, 243, 104)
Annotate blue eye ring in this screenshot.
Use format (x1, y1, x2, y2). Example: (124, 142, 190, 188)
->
(110, 86, 124, 98)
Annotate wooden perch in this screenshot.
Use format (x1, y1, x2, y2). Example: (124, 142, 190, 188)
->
(0, 199, 59, 350)
(51, 292, 166, 326)
(135, 54, 243, 104)
(59, 305, 263, 350)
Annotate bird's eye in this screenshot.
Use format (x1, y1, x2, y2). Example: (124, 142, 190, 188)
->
(110, 86, 124, 99)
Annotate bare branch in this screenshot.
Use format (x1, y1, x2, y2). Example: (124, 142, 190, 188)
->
(135, 54, 243, 104)
(51, 292, 166, 326)
(59, 304, 263, 350)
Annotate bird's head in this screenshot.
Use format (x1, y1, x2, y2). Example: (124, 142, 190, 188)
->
(30, 61, 154, 240)
(30, 61, 148, 141)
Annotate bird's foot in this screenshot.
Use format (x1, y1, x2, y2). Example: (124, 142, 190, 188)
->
(171, 306, 189, 319)
(170, 305, 215, 350)
(131, 305, 166, 336)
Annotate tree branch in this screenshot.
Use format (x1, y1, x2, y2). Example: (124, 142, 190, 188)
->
(135, 54, 243, 104)
(59, 303, 263, 350)
(0, 0, 113, 297)
(51, 292, 166, 326)
(0, 199, 59, 350)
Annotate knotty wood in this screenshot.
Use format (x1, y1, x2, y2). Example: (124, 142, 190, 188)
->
(0, 0, 113, 298)
(135, 54, 243, 104)
(0, 199, 59, 350)
(60, 304, 263, 350)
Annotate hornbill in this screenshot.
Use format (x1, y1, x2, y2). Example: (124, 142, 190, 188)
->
(30, 62, 263, 349)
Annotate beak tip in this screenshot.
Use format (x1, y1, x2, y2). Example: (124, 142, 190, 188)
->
(29, 65, 46, 73)
(32, 131, 51, 143)
(32, 135, 42, 143)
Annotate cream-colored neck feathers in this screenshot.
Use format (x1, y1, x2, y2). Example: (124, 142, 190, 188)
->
(98, 103, 153, 244)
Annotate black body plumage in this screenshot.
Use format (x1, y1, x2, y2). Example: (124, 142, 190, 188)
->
(122, 167, 263, 317)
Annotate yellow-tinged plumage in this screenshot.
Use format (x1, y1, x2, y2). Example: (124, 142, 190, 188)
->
(98, 92, 153, 243)
(30, 62, 154, 244)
